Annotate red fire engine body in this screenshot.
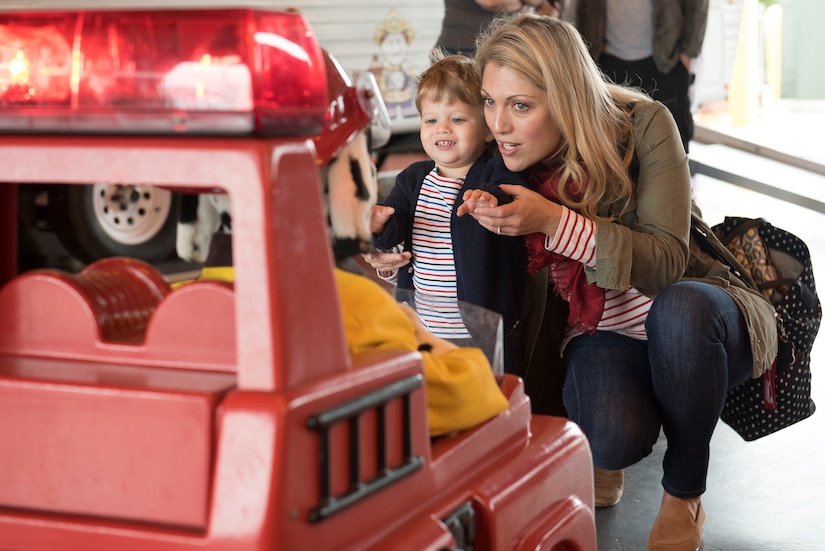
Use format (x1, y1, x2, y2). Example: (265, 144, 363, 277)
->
(0, 7, 596, 550)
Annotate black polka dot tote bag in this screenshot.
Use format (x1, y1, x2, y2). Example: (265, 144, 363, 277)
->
(712, 217, 821, 441)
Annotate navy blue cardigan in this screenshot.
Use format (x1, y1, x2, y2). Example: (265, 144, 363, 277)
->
(373, 153, 530, 336)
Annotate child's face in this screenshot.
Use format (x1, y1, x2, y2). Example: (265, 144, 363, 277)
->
(418, 96, 491, 179)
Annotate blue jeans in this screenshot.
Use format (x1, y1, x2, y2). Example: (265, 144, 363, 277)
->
(562, 281, 754, 499)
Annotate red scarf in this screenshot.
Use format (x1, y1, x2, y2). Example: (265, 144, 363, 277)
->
(526, 168, 604, 334)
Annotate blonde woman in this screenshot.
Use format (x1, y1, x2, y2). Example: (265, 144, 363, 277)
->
(459, 13, 777, 551)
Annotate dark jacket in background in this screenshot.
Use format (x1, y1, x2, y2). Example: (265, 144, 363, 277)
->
(571, 0, 709, 73)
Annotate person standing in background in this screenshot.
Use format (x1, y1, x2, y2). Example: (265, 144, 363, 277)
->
(564, 0, 708, 153)
(436, 0, 561, 57)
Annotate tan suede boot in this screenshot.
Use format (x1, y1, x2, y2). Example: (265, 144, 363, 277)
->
(593, 467, 624, 507)
(646, 491, 706, 551)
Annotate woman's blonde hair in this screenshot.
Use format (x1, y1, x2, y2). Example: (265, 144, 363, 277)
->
(475, 13, 649, 220)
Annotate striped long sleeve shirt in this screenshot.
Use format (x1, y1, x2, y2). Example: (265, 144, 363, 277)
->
(549, 205, 652, 348)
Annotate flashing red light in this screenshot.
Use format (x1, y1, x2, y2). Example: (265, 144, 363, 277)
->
(315, 53, 391, 165)
(0, 8, 328, 135)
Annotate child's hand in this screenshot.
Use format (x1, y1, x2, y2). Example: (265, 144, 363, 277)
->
(456, 189, 499, 217)
(362, 248, 411, 277)
(370, 205, 395, 233)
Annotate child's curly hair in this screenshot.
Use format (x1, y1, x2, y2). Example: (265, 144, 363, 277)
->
(415, 53, 484, 117)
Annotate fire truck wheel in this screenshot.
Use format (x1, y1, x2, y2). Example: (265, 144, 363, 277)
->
(49, 183, 179, 264)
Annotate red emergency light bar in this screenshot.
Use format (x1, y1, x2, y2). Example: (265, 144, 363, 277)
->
(0, 8, 328, 135)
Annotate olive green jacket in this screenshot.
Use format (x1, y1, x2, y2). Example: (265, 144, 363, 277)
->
(521, 100, 777, 400)
(566, 0, 709, 73)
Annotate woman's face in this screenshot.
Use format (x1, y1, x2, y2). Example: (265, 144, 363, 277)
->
(481, 63, 561, 172)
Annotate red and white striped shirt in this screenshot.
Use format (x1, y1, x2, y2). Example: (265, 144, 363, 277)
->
(410, 169, 471, 339)
(547, 206, 651, 348)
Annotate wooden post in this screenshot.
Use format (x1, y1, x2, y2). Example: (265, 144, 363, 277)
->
(764, 4, 783, 99)
(728, 0, 759, 126)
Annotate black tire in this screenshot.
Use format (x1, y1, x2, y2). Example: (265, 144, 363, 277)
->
(49, 183, 179, 264)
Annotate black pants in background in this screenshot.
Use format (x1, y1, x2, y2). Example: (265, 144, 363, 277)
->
(598, 53, 694, 154)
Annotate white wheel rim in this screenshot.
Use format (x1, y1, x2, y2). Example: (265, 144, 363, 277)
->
(90, 184, 173, 246)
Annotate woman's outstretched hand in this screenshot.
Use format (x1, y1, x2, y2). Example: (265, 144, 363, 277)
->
(458, 184, 561, 237)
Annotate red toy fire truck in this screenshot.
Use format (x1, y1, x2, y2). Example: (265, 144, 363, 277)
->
(0, 8, 596, 550)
